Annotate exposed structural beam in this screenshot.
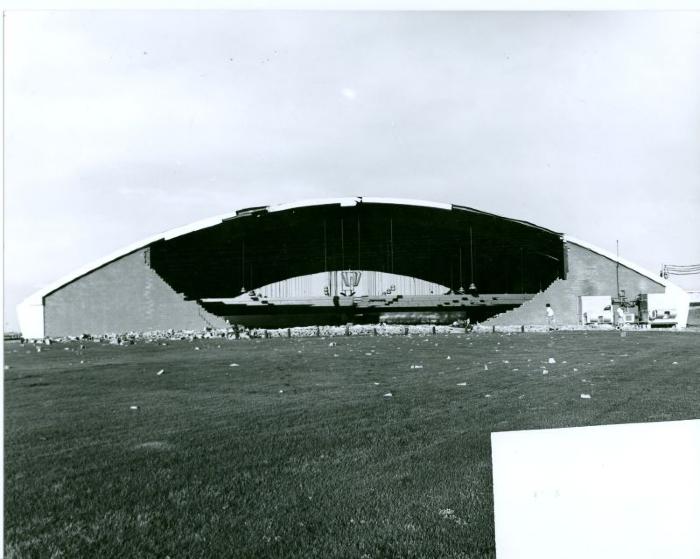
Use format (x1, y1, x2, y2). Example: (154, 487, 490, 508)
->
(240, 239, 246, 293)
(323, 219, 328, 272)
(458, 246, 463, 293)
(389, 217, 394, 274)
(469, 226, 477, 291)
(340, 218, 345, 270)
(520, 247, 525, 294)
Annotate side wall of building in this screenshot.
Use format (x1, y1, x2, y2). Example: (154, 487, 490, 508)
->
(485, 242, 666, 326)
(44, 249, 227, 337)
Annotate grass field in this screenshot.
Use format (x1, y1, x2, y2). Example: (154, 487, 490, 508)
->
(4, 331, 700, 558)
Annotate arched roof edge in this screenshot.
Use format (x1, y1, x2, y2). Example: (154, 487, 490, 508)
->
(19, 197, 562, 306)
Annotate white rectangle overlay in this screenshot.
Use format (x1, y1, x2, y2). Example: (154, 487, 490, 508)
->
(492, 420, 700, 559)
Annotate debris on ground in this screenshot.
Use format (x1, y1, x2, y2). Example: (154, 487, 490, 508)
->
(383, 392, 393, 399)
(156, 369, 164, 376)
(457, 382, 467, 386)
(130, 405, 139, 410)
(580, 394, 591, 399)
(548, 357, 556, 364)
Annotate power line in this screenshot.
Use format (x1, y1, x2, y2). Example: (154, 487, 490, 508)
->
(661, 263, 700, 278)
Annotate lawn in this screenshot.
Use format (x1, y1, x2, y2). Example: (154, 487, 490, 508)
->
(4, 331, 700, 558)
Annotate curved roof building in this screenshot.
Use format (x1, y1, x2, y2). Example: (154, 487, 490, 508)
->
(17, 197, 690, 338)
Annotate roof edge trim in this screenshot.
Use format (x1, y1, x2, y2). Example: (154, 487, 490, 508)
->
(362, 197, 452, 210)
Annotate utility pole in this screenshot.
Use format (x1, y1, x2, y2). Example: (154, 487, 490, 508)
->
(616, 239, 620, 298)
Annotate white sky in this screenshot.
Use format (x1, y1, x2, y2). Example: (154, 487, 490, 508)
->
(4, 10, 700, 329)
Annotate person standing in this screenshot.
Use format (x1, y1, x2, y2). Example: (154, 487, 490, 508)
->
(546, 303, 556, 330)
(616, 306, 626, 328)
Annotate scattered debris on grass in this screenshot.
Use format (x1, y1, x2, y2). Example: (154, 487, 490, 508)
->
(229, 363, 239, 367)
(135, 441, 173, 451)
(383, 392, 393, 399)
(457, 382, 467, 386)
(156, 369, 164, 376)
(438, 508, 468, 526)
(548, 357, 556, 364)
(130, 405, 139, 410)
(580, 394, 591, 399)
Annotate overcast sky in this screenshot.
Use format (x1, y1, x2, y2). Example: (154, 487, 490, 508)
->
(4, 10, 700, 329)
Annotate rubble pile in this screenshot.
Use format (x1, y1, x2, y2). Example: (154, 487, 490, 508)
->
(22, 323, 466, 345)
(18, 319, 675, 345)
